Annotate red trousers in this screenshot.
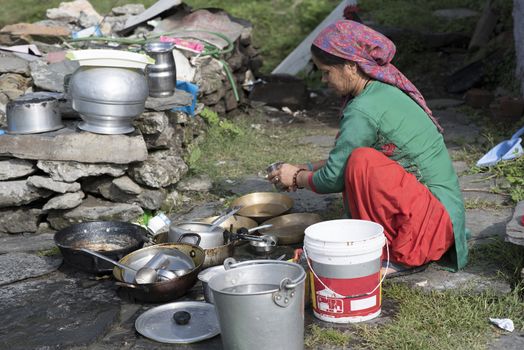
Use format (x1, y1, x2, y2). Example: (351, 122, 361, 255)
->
(344, 148, 454, 267)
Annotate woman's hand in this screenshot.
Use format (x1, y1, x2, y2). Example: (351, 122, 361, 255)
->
(267, 163, 300, 191)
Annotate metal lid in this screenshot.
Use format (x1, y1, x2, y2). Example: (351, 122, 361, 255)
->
(135, 301, 220, 344)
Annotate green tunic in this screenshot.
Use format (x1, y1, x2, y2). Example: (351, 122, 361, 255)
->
(312, 81, 468, 270)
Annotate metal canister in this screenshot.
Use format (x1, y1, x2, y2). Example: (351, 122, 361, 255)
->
(144, 42, 176, 97)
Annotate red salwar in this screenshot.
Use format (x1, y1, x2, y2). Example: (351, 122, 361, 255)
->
(344, 148, 455, 267)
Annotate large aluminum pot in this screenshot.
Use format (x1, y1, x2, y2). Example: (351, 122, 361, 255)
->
(7, 92, 64, 134)
(69, 66, 148, 134)
(113, 243, 205, 303)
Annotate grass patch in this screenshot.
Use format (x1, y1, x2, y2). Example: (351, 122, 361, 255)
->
(357, 283, 524, 350)
(305, 324, 351, 348)
(469, 237, 524, 285)
(37, 246, 61, 257)
(464, 198, 506, 210)
(188, 110, 327, 182)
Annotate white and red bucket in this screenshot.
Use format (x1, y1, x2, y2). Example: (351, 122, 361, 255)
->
(304, 219, 386, 323)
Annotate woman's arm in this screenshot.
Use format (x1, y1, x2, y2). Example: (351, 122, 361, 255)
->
(294, 160, 327, 171)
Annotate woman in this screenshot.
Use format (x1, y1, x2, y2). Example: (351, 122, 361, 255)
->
(268, 20, 467, 276)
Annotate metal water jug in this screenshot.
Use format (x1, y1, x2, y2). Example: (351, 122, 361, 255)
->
(144, 42, 176, 97)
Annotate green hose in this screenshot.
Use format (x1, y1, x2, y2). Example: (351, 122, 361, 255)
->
(68, 29, 240, 101)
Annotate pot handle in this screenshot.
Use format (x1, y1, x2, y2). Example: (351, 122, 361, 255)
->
(115, 281, 138, 289)
(177, 233, 201, 246)
(223, 258, 305, 287)
(273, 278, 297, 308)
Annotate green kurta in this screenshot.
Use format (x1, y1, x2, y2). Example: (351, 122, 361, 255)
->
(312, 81, 468, 270)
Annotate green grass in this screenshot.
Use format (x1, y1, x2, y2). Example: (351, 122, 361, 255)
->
(357, 283, 524, 350)
(187, 110, 330, 182)
(305, 324, 351, 348)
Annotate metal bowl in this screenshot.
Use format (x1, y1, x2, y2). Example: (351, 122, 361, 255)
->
(249, 234, 278, 255)
(231, 192, 294, 223)
(260, 213, 323, 245)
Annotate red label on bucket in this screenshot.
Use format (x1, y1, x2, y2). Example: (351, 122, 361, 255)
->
(311, 271, 381, 320)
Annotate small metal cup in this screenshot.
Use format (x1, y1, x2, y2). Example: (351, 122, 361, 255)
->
(266, 161, 286, 191)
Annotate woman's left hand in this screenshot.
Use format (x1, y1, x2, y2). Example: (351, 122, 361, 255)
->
(268, 163, 299, 191)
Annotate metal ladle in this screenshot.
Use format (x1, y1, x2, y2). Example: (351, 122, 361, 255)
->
(80, 248, 137, 274)
(134, 252, 179, 284)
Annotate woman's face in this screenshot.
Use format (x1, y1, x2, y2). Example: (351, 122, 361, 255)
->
(313, 57, 358, 96)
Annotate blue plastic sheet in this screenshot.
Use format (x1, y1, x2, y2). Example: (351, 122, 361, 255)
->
(172, 81, 199, 116)
(476, 126, 524, 167)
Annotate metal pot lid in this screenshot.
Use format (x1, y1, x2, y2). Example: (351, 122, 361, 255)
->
(135, 301, 220, 344)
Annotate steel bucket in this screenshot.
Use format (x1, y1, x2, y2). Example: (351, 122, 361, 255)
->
(208, 259, 306, 350)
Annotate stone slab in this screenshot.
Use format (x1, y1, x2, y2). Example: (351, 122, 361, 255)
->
(0, 233, 55, 254)
(298, 134, 335, 148)
(0, 252, 62, 286)
(505, 201, 524, 246)
(489, 333, 524, 350)
(0, 275, 120, 349)
(390, 264, 511, 295)
(0, 124, 148, 164)
(466, 208, 513, 243)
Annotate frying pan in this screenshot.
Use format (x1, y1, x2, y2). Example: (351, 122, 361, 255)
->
(54, 221, 147, 274)
(113, 243, 205, 303)
(259, 213, 322, 244)
(230, 192, 294, 223)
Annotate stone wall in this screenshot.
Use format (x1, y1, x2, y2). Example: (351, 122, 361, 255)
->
(0, 1, 261, 235)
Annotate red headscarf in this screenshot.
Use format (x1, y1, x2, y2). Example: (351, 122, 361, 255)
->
(313, 20, 442, 132)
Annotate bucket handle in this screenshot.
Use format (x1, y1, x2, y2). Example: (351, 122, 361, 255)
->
(223, 257, 304, 289)
(303, 242, 390, 299)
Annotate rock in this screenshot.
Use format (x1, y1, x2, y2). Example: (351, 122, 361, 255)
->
(0, 233, 55, 254)
(37, 160, 127, 182)
(0, 253, 62, 286)
(426, 98, 464, 110)
(0, 125, 147, 164)
(0, 73, 31, 100)
(112, 176, 142, 195)
(47, 196, 143, 230)
(27, 175, 81, 193)
(161, 189, 180, 212)
(128, 150, 188, 188)
(133, 111, 168, 135)
(81, 176, 113, 195)
(43, 191, 85, 210)
(46, 0, 102, 23)
(0, 159, 36, 180)
(29, 59, 79, 92)
(250, 74, 308, 110)
(224, 89, 239, 112)
(505, 200, 524, 246)
(452, 160, 469, 175)
(432, 8, 479, 20)
(112, 4, 145, 16)
(135, 189, 166, 211)
(0, 277, 120, 349)
(0, 180, 52, 208)
(177, 174, 213, 192)
(465, 89, 494, 109)
(92, 179, 166, 210)
(194, 57, 225, 95)
(173, 49, 195, 82)
(466, 207, 513, 243)
(201, 87, 226, 105)
(144, 89, 193, 111)
(143, 124, 177, 150)
(391, 264, 511, 296)
(489, 333, 524, 350)
(0, 53, 30, 75)
(0, 208, 42, 233)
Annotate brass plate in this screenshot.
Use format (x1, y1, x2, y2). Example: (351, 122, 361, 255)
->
(260, 213, 322, 245)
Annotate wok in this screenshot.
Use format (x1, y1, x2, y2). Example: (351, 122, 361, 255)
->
(54, 221, 147, 274)
(113, 243, 205, 303)
(230, 192, 294, 223)
(260, 213, 322, 245)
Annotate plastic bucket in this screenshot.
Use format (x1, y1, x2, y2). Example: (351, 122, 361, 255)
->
(304, 219, 386, 323)
(208, 259, 306, 350)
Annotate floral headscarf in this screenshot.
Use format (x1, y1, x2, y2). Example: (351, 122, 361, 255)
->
(313, 20, 442, 132)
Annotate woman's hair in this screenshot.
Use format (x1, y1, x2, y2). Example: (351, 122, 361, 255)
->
(311, 44, 348, 67)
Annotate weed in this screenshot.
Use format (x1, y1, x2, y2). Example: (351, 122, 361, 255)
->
(135, 210, 154, 226)
(304, 324, 351, 348)
(464, 198, 505, 210)
(37, 246, 61, 257)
